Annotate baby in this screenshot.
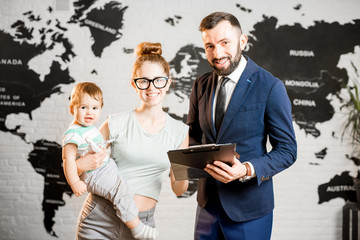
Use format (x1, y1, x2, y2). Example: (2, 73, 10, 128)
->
(62, 82, 158, 239)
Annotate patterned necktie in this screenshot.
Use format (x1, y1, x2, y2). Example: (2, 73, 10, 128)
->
(215, 77, 230, 133)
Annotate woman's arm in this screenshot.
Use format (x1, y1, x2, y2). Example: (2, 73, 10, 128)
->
(170, 134, 189, 196)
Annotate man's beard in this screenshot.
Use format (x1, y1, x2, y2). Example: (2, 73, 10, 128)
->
(209, 43, 242, 76)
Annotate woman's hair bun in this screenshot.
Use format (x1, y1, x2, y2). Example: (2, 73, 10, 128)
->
(136, 42, 162, 57)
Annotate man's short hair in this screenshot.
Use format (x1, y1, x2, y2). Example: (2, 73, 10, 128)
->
(199, 11, 242, 33)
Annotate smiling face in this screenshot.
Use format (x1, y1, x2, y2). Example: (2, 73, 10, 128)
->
(201, 20, 247, 76)
(71, 93, 102, 127)
(132, 61, 171, 108)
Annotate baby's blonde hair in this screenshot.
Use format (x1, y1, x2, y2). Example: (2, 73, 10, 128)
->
(69, 82, 103, 114)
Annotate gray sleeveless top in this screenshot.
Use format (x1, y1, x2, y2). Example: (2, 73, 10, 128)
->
(108, 110, 188, 201)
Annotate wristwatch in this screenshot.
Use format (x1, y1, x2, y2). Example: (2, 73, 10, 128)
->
(239, 162, 252, 182)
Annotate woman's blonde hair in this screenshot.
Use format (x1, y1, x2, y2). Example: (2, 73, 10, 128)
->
(132, 42, 170, 79)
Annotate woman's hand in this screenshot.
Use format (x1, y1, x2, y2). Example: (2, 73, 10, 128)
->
(170, 168, 189, 196)
(76, 149, 107, 175)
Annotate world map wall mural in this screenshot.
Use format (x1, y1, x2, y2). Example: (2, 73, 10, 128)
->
(0, 0, 359, 239)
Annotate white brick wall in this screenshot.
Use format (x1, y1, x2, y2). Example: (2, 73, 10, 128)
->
(0, 0, 360, 239)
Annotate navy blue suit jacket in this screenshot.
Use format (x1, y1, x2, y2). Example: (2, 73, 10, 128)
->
(187, 56, 297, 222)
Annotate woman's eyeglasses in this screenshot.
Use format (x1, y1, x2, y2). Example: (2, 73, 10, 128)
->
(133, 77, 168, 90)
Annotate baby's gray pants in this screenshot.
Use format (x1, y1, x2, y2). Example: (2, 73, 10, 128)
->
(81, 159, 138, 223)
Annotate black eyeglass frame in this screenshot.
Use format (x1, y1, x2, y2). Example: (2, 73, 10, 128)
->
(133, 77, 169, 90)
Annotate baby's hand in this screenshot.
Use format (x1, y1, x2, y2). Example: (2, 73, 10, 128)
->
(70, 180, 87, 197)
(85, 137, 103, 153)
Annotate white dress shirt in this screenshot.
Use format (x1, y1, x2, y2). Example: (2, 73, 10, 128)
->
(213, 55, 247, 123)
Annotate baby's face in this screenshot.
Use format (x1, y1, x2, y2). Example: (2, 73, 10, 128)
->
(73, 93, 102, 127)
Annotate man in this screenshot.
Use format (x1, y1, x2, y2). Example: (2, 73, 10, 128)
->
(187, 12, 297, 240)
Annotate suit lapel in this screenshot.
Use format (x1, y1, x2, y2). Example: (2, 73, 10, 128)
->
(216, 59, 258, 141)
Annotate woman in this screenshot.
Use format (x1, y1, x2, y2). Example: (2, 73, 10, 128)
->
(75, 42, 189, 239)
